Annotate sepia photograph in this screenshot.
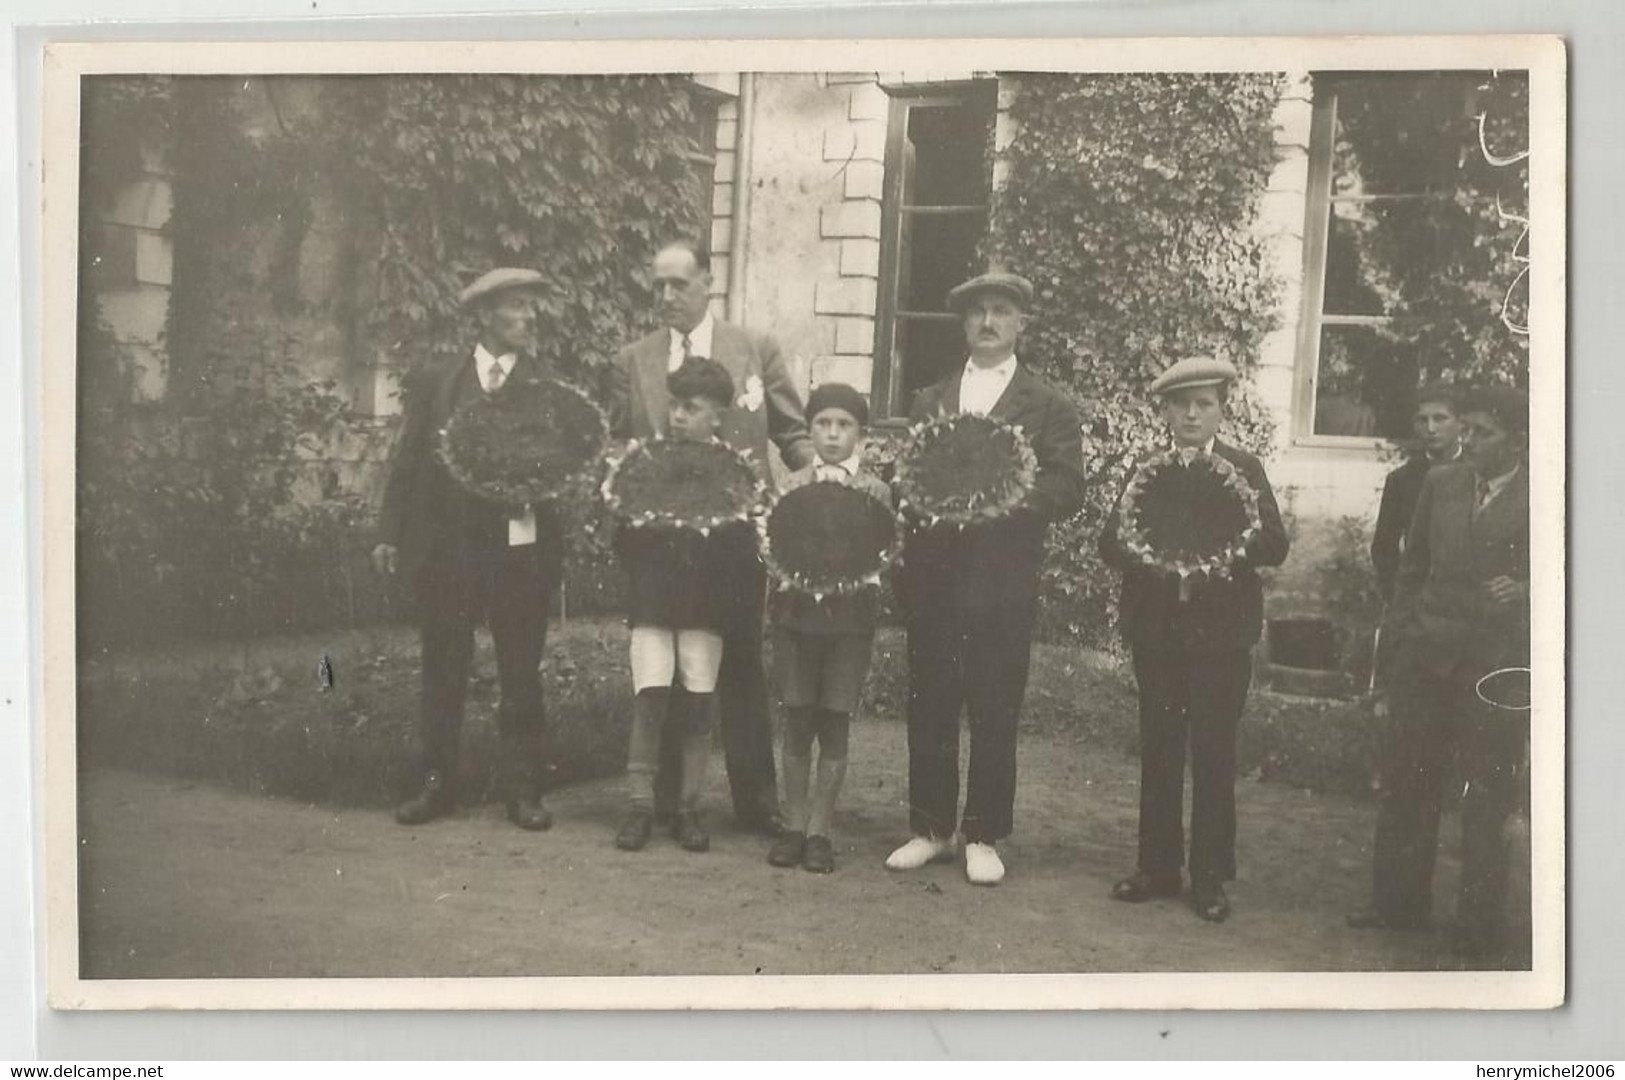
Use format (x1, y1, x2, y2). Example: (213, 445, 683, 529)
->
(38, 35, 1565, 1010)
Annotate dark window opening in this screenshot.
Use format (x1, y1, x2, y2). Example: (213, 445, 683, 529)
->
(873, 85, 996, 419)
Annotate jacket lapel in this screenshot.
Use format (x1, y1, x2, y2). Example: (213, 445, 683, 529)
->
(988, 365, 1034, 424)
(634, 331, 670, 436)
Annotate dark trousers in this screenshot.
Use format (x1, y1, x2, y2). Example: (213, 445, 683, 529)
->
(904, 595, 1036, 844)
(1130, 642, 1253, 882)
(655, 557, 779, 822)
(1371, 659, 1525, 941)
(417, 544, 559, 799)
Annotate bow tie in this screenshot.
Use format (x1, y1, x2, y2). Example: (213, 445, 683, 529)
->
(1178, 446, 1209, 467)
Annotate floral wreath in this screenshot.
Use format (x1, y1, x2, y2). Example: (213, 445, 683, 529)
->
(758, 475, 902, 600)
(438, 375, 609, 510)
(893, 412, 1038, 527)
(600, 437, 765, 534)
(1117, 448, 1262, 591)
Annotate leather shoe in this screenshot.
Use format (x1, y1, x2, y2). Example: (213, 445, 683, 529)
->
(674, 810, 711, 853)
(394, 774, 452, 826)
(1110, 870, 1183, 902)
(615, 810, 654, 851)
(1346, 907, 1430, 931)
(767, 830, 806, 868)
(802, 835, 836, 874)
(1191, 879, 1231, 923)
(506, 796, 553, 831)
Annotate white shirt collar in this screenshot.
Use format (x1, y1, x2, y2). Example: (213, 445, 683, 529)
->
(1173, 436, 1217, 463)
(816, 451, 862, 477)
(669, 311, 717, 371)
(473, 343, 516, 378)
(963, 353, 1018, 380)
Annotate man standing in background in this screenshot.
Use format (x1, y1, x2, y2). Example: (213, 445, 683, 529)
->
(1348, 387, 1530, 963)
(1372, 384, 1465, 603)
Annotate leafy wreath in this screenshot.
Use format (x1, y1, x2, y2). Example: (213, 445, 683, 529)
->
(600, 438, 764, 534)
(1117, 448, 1262, 591)
(759, 477, 901, 600)
(438, 375, 609, 510)
(893, 412, 1038, 527)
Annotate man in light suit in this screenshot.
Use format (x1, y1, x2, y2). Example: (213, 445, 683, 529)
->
(883, 270, 1087, 886)
(605, 240, 816, 835)
(373, 268, 564, 831)
(1348, 386, 1530, 963)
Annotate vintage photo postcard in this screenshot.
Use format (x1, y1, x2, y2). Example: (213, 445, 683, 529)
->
(36, 34, 1566, 1010)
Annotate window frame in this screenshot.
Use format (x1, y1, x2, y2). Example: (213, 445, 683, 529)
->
(871, 81, 997, 421)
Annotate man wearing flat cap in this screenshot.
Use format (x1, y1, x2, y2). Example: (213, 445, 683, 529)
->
(605, 239, 816, 837)
(373, 267, 565, 830)
(1099, 355, 1288, 922)
(1348, 386, 1530, 963)
(885, 270, 1087, 886)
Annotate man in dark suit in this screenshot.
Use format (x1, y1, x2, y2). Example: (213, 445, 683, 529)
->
(1100, 356, 1290, 922)
(1348, 387, 1530, 962)
(884, 270, 1087, 887)
(1372, 383, 1464, 603)
(605, 240, 816, 835)
(372, 268, 563, 831)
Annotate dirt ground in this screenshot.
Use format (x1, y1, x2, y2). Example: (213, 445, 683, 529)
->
(76, 718, 1511, 979)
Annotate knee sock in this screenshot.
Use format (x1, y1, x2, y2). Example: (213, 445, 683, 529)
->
(782, 706, 818, 834)
(678, 691, 715, 811)
(806, 709, 851, 838)
(626, 687, 669, 812)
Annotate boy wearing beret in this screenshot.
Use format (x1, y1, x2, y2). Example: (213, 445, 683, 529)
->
(766, 383, 893, 874)
(1099, 356, 1289, 922)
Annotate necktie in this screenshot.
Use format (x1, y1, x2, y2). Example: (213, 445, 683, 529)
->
(483, 361, 507, 394)
(1475, 477, 1492, 515)
(681, 334, 694, 364)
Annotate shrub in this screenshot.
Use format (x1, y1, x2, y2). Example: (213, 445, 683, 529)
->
(989, 74, 1287, 646)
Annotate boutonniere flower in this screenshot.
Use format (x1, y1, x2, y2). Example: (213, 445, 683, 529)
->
(738, 374, 765, 412)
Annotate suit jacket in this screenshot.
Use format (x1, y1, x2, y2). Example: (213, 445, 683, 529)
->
(605, 321, 816, 484)
(1384, 462, 1529, 679)
(376, 351, 565, 591)
(1099, 439, 1289, 654)
(769, 462, 895, 636)
(894, 363, 1088, 612)
(1372, 453, 1457, 602)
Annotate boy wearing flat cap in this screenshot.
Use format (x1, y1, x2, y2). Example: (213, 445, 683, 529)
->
(373, 267, 564, 831)
(765, 382, 893, 875)
(886, 270, 1087, 887)
(1099, 356, 1289, 921)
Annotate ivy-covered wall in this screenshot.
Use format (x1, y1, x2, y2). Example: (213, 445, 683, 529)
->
(988, 72, 1288, 645)
(77, 74, 717, 647)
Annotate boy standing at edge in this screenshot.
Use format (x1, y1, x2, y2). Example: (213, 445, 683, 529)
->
(1099, 356, 1289, 922)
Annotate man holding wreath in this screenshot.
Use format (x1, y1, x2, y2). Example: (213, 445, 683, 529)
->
(1099, 356, 1289, 922)
(373, 267, 565, 831)
(885, 270, 1087, 886)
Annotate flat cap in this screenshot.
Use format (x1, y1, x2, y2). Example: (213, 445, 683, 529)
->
(458, 267, 546, 308)
(1150, 355, 1238, 397)
(946, 271, 1034, 312)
